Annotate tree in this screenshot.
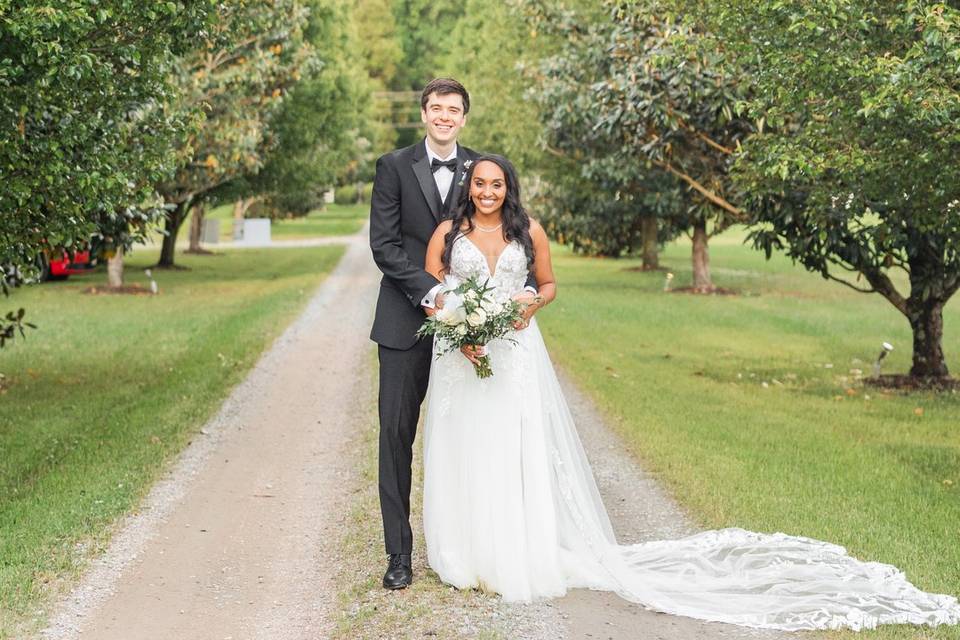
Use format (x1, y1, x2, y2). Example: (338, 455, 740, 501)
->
(591, 3, 752, 287)
(532, 165, 682, 262)
(441, 0, 547, 175)
(390, 0, 460, 91)
(244, 0, 372, 217)
(92, 204, 168, 288)
(0, 1, 214, 336)
(696, 1, 960, 379)
(526, 3, 654, 260)
(156, 0, 314, 266)
(355, 0, 404, 87)
(440, 0, 606, 175)
(349, 0, 403, 155)
(442, 0, 666, 263)
(531, 1, 750, 274)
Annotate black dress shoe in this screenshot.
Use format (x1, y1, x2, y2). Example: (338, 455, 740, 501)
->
(383, 553, 412, 590)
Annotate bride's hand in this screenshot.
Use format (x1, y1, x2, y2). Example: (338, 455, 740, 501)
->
(511, 293, 542, 330)
(460, 344, 486, 365)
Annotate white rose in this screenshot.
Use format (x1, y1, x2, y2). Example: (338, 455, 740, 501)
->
(466, 308, 487, 327)
(436, 294, 466, 325)
(455, 323, 468, 336)
(480, 297, 502, 315)
(444, 292, 463, 308)
(464, 289, 478, 301)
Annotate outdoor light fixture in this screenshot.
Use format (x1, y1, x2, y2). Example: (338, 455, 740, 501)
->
(144, 268, 159, 295)
(873, 342, 894, 377)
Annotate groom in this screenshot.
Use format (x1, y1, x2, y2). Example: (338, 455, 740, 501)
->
(369, 78, 477, 589)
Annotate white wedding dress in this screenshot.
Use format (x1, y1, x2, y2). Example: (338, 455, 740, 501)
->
(421, 235, 960, 631)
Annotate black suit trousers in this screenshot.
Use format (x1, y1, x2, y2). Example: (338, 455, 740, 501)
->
(377, 337, 434, 554)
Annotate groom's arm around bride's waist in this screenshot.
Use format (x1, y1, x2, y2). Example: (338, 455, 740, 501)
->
(369, 151, 440, 307)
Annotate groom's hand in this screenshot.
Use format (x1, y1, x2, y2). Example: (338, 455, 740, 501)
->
(422, 292, 444, 317)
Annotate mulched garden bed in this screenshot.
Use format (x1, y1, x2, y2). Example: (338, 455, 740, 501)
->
(668, 286, 739, 296)
(864, 374, 959, 392)
(81, 284, 156, 296)
(624, 265, 669, 272)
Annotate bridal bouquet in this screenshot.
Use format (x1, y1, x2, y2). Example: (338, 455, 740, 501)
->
(417, 275, 524, 379)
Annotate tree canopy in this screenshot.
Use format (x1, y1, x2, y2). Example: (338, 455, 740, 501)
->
(155, 0, 315, 266)
(220, 0, 372, 216)
(0, 0, 215, 273)
(4, 0, 958, 379)
(699, 0, 960, 377)
(0, 1, 216, 340)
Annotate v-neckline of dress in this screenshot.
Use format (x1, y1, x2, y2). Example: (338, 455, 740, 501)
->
(460, 235, 512, 279)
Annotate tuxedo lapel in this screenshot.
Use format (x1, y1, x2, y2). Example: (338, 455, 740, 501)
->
(444, 155, 468, 219)
(411, 141, 442, 222)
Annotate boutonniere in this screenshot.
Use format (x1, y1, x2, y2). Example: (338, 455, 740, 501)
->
(457, 160, 473, 187)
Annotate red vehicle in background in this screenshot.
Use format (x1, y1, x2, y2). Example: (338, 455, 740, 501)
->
(38, 248, 96, 281)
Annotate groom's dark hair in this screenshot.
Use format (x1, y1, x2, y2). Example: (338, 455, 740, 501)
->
(420, 78, 470, 115)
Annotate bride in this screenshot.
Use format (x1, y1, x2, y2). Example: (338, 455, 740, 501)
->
(419, 154, 960, 631)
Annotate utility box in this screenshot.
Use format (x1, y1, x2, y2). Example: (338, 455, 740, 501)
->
(239, 218, 271, 246)
(201, 218, 220, 244)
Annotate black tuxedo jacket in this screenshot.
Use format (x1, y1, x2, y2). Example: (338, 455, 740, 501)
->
(369, 140, 480, 349)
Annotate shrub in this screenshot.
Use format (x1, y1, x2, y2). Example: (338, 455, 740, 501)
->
(334, 184, 357, 205)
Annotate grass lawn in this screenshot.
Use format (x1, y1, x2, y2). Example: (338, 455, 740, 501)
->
(270, 203, 367, 239)
(537, 229, 960, 639)
(0, 245, 345, 639)
(169, 202, 368, 244)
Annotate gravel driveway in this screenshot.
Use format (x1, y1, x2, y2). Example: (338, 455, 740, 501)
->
(41, 230, 793, 639)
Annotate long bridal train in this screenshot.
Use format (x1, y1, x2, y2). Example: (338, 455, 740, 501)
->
(421, 236, 960, 632)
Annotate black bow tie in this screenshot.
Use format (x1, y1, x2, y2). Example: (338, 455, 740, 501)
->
(430, 158, 457, 173)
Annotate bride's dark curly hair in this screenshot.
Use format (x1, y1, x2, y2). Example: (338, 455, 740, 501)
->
(441, 154, 534, 273)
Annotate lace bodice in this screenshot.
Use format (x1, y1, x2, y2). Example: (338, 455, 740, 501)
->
(449, 235, 529, 299)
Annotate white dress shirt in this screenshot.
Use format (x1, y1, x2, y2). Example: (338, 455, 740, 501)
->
(421, 140, 457, 308)
(425, 140, 457, 204)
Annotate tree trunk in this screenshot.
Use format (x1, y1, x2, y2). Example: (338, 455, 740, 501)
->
(641, 214, 659, 270)
(908, 300, 949, 378)
(691, 220, 714, 292)
(158, 201, 190, 268)
(188, 203, 205, 252)
(107, 247, 123, 288)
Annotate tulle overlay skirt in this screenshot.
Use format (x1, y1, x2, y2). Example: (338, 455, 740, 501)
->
(421, 320, 960, 631)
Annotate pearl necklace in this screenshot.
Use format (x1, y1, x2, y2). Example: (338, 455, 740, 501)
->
(476, 222, 503, 233)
